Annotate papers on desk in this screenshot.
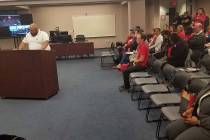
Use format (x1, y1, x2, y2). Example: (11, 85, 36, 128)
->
(177, 67, 200, 72)
(185, 67, 200, 72)
(205, 43, 210, 47)
(125, 52, 134, 55)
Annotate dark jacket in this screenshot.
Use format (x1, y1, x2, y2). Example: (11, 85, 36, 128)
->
(193, 85, 210, 136)
(167, 41, 189, 67)
(188, 32, 206, 51)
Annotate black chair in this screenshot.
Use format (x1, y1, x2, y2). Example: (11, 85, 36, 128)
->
(100, 42, 117, 68)
(144, 64, 178, 122)
(200, 54, 210, 73)
(75, 35, 86, 42)
(130, 59, 164, 101)
(157, 78, 208, 140)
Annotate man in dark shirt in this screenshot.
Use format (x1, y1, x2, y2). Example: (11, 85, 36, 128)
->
(181, 11, 192, 30)
(188, 22, 206, 65)
(167, 33, 189, 67)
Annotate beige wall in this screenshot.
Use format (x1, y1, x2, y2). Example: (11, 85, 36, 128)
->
(145, 0, 160, 33)
(0, 39, 14, 50)
(0, 3, 128, 49)
(194, 0, 210, 17)
(129, 0, 146, 31)
(31, 4, 128, 48)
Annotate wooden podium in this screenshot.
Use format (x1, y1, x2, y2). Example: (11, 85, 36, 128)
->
(0, 50, 59, 99)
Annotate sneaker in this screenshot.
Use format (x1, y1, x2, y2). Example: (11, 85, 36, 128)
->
(112, 65, 118, 69)
(119, 85, 128, 92)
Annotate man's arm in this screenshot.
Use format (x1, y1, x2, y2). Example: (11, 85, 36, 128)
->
(150, 36, 163, 52)
(135, 54, 145, 64)
(41, 41, 49, 50)
(41, 32, 50, 50)
(18, 42, 27, 50)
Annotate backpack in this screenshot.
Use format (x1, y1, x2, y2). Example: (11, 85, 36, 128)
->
(0, 134, 26, 140)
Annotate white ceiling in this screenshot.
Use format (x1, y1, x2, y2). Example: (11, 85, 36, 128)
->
(0, 0, 130, 6)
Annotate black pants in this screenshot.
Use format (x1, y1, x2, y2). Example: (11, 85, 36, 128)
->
(123, 65, 146, 89)
(166, 119, 210, 140)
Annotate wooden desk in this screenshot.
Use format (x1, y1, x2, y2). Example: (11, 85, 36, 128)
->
(0, 50, 59, 99)
(50, 42, 94, 57)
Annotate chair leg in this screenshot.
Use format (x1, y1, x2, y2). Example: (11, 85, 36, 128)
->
(145, 100, 161, 123)
(137, 93, 150, 111)
(156, 113, 168, 140)
(130, 85, 140, 101)
(156, 113, 163, 140)
(100, 57, 103, 67)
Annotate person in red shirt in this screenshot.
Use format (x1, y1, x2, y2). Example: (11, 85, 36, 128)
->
(124, 29, 135, 51)
(119, 33, 149, 91)
(177, 25, 186, 40)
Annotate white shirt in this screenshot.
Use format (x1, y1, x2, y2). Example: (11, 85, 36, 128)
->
(150, 34, 163, 53)
(23, 30, 51, 50)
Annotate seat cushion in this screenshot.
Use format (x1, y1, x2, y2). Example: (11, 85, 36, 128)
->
(134, 77, 158, 85)
(141, 84, 169, 93)
(161, 106, 181, 121)
(101, 51, 115, 57)
(151, 93, 180, 106)
(129, 72, 152, 78)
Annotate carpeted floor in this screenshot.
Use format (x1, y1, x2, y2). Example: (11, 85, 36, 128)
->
(0, 58, 158, 140)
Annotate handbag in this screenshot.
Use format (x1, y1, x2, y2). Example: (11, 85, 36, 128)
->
(179, 90, 197, 115)
(0, 134, 26, 140)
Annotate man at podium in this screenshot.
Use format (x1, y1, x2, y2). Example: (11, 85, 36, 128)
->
(19, 23, 51, 50)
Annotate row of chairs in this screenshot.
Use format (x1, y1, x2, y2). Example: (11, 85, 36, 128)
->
(128, 54, 210, 140)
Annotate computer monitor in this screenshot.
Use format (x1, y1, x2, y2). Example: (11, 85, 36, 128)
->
(60, 31, 68, 36)
(76, 35, 86, 42)
(49, 30, 72, 43)
(9, 25, 30, 37)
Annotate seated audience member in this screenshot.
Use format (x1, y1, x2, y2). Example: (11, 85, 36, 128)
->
(173, 12, 182, 28)
(114, 30, 136, 65)
(177, 25, 186, 40)
(19, 23, 51, 50)
(124, 29, 136, 52)
(181, 11, 192, 30)
(185, 26, 193, 41)
(149, 28, 163, 54)
(119, 33, 149, 91)
(135, 26, 144, 33)
(166, 33, 189, 67)
(193, 8, 209, 32)
(166, 86, 210, 140)
(169, 25, 176, 33)
(118, 33, 138, 66)
(148, 28, 157, 46)
(159, 30, 171, 57)
(145, 34, 153, 45)
(188, 22, 206, 65)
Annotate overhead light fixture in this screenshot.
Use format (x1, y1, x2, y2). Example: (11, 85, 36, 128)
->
(15, 6, 30, 10)
(121, 1, 128, 5)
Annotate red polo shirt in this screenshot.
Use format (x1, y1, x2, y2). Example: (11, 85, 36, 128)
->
(136, 41, 149, 67)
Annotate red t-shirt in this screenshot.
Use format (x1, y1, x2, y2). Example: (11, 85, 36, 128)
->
(178, 31, 186, 40)
(136, 41, 149, 67)
(125, 36, 133, 49)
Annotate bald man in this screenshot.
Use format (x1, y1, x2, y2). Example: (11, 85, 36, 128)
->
(188, 22, 206, 66)
(19, 23, 51, 50)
